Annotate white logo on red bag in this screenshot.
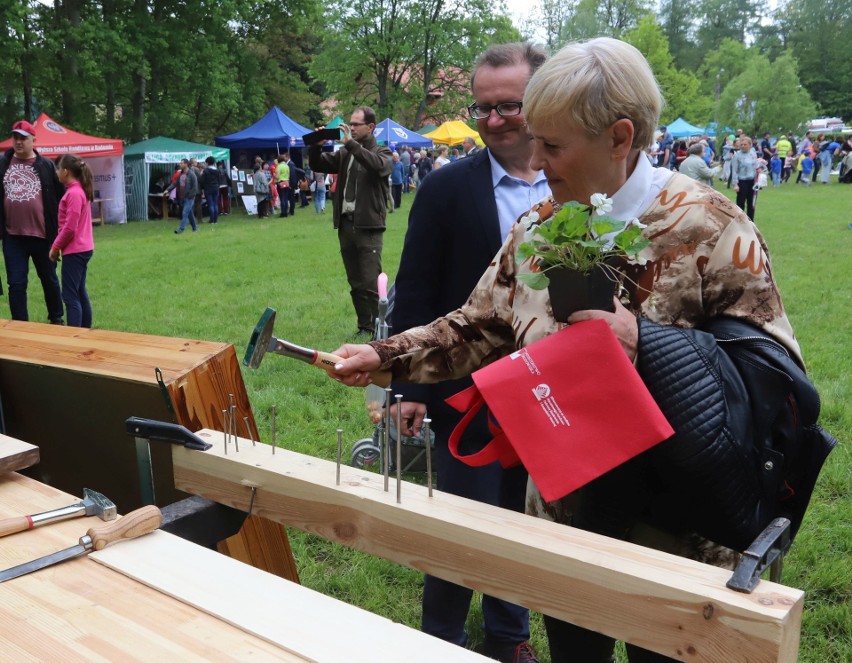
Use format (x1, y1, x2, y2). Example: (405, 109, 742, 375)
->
(509, 348, 541, 375)
(533, 384, 550, 401)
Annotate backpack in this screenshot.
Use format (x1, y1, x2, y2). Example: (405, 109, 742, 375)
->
(637, 317, 837, 552)
(703, 318, 837, 547)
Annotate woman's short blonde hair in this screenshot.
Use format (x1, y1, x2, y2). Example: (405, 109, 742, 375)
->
(524, 38, 663, 150)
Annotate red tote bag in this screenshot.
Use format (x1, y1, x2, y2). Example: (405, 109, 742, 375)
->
(446, 319, 674, 503)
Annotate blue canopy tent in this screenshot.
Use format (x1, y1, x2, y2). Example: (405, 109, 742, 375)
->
(373, 118, 433, 148)
(665, 117, 705, 138)
(703, 122, 734, 138)
(215, 106, 312, 151)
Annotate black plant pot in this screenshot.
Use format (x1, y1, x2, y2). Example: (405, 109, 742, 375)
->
(546, 263, 618, 322)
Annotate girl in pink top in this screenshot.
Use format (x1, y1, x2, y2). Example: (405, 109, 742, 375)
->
(49, 154, 95, 327)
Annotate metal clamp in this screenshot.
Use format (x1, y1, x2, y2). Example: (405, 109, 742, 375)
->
(726, 517, 792, 593)
(125, 417, 212, 506)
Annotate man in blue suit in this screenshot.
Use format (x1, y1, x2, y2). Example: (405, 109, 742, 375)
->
(389, 42, 550, 663)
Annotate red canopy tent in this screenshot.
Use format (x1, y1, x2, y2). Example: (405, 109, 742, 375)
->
(0, 113, 126, 222)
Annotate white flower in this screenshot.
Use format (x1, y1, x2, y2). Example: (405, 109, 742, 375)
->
(626, 217, 647, 230)
(627, 254, 648, 266)
(522, 211, 541, 242)
(523, 210, 540, 229)
(590, 193, 613, 216)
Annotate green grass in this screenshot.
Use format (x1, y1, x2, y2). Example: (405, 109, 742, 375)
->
(16, 181, 851, 661)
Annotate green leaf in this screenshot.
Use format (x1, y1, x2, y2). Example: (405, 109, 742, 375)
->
(517, 271, 550, 290)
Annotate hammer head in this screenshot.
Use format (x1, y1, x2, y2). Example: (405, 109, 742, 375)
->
(82, 488, 117, 521)
(244, 307, 277, 369)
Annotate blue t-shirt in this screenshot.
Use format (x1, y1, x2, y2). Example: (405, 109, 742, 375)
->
(801, 157, 814, 174)
(770, 157, 782, 174)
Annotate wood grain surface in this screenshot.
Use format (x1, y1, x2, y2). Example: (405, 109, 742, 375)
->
(0, 473, 303, 662)
(173, 432, 805, 663)
(0, 473, 484, 662)
(94, 530, 488, 662)
(0, 435, 39, 475)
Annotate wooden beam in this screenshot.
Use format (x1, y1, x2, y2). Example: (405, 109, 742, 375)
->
(0, 435, 39, 474)
(173, 432, 804, 663)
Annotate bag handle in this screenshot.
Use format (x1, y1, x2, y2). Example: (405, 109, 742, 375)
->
(445, 385, 520, 468)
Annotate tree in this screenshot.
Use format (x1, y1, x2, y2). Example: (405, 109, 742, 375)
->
(625, 16, 710, 125)
(778, 0, 852, 121)
(311, 0, 520, 128)
(718, 52, 815, 135)
(695, 37, 756, 106)
(696, 0, 763, 54)
(657, 0, 699, 70)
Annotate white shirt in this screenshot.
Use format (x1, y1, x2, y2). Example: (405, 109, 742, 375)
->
(610, 153, 673, 222)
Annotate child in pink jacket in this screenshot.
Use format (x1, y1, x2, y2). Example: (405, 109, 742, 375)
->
(49, 154, 95, 327)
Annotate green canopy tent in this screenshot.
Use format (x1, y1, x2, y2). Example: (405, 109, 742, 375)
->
(124, 136, 230, 220)
(325, 116, 345, 129)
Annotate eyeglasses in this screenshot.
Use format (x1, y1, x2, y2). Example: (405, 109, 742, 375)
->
(349, 122, 367, 127)
(467, 101, 523, 120)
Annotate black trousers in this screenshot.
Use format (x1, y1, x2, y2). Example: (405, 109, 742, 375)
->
(736, 177, 755, 220)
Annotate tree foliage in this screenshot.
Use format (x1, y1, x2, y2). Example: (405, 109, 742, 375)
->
(311, 0, 520, 128)
(0, 0, 844, 146)
(625, 16, 710, 125)
(718, 52, 816, 135)
(778, 0, 852, 120)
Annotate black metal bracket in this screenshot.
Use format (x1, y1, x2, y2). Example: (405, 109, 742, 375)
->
(160, 496, 247, 549)
(727, 517, 792, 593)
(125, 416, 211, 451)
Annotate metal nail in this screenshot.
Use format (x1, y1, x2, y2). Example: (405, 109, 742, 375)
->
(271, 405, 277, 454)
(222, 409, 228, 455)
(336, 428, 343, 486)
(245, 416, 255, 446)
(247, 486, 257, 517)
(229, 395, 238, 453)
(384, 387, 392, 492)
(395, 394, 403, 504)
(424, 417, 433, 497)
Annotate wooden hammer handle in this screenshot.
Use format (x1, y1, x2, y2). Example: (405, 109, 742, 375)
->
(313, 351, 391, 387)
(0, 516, 32, 537)
(88, 505, 162, 551)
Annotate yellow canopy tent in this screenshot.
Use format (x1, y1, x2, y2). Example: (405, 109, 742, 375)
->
(422, 121, 484, 147)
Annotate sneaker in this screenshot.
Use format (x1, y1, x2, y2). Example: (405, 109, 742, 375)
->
(174, 229, 183, 234)
(482, 641, 539, 663)
(353, 327, 374, 340)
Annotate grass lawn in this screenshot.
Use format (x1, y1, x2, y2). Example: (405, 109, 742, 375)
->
(13, 179, 851, 661)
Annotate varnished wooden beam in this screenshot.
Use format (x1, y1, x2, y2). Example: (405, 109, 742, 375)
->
(173, 432, 803, 663)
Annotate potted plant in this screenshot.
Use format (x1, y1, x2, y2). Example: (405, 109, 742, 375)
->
(515, 194, 649, 321)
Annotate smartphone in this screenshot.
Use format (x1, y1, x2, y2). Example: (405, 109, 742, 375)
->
(303, 128, 341, 145)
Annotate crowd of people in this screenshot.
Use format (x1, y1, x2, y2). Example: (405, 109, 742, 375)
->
(647, 126, 852, 221)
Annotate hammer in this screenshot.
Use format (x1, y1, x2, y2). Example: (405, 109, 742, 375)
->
(244, 307, 391, 387)
(0, 488, 117, 538)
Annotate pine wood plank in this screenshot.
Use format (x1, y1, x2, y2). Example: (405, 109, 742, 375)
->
(0, 473, 304, 662)
(0, 435, 39, 474)
(94, 530, 489, 662)
(173, 432, 804, 663)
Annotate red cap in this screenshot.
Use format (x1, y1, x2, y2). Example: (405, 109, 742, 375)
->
(11, 120, 36, 137)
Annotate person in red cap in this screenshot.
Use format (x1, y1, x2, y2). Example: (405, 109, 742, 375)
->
(0, 119, 65, 324)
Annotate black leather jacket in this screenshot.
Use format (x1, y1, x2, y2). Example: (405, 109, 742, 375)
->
(635, 316, 836, 551)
